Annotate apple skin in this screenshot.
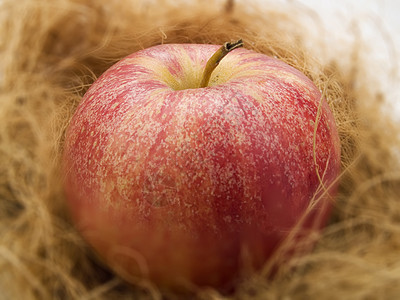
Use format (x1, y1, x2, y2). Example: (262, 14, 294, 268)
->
(63, 43, 341, 292)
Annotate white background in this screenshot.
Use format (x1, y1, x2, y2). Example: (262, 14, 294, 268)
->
(269, 0, 400, 121)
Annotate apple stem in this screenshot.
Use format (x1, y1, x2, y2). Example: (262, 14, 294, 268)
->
(199, 39, 244, 88)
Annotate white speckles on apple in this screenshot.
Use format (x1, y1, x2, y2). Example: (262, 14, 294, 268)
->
(63, 43, 341, 290)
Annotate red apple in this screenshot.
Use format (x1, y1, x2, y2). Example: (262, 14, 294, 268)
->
(63, 41, 341, 292)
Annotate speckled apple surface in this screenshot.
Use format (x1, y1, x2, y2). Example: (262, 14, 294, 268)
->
(63, 44, 341, 291)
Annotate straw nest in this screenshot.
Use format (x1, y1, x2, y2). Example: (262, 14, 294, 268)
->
(1, 0, 399, 299)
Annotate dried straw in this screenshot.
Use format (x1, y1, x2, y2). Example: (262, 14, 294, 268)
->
(1, 0, 399, 299)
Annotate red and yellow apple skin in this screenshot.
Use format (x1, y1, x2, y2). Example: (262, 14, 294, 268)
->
(63, 44, 341, 292)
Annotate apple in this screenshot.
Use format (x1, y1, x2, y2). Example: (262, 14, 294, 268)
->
(63, 40, 341, 293)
